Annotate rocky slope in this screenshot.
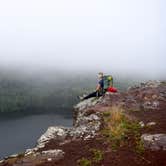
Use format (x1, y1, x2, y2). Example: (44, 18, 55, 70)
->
(0, 80, 166, 166)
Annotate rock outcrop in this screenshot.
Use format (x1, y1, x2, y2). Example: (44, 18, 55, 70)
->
(36, 97, 102, 150)
(0, 97, 103, 165)
(0, 80, 166, 166)
(141, 134, 166, 151)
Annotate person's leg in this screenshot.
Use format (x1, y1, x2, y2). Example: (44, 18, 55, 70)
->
(83, 91, 97, 100)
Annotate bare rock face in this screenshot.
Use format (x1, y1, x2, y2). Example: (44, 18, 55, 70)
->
(37, 126, 69, 145)
(142, 101, 159, 110)
(141, 134, 166, 151)
(17, 150, 64, 166)
(74, 97, 102, 111)
(143, 80, 161, 88)
(36, 97, 102, 152)
(40, 149, 64, 159)
(103, 81, 166, 111)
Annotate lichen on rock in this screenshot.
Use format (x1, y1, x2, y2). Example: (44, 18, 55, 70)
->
(141, 134, 166, 151)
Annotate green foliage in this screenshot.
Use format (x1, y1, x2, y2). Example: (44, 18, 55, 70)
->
(77, 149, 104, 166)
(0, 75, 94, 114)
(77, 158, 91, 166)
(102, 123, 126, 150)
(124, 121, 141, 135)
(135, 139, 145, 154)
(102, 111, 111, 117)
(101, 107, 141, 151)
(90, 149, 104, 163)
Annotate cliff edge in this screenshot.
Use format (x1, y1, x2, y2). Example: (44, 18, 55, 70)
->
(0, 80, 166, 166)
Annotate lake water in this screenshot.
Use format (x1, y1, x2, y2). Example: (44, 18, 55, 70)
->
(0, 113, 72, 159)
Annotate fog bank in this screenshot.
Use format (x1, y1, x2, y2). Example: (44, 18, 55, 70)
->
(0, 0, 165, 79)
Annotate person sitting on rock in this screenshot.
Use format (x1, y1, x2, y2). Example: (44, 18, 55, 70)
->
(80, 72, 104, 100)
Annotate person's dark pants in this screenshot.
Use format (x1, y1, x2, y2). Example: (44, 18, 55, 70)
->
(83, 91, 103, 100)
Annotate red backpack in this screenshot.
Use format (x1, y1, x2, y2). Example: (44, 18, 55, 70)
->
(107, 87, 117, 93)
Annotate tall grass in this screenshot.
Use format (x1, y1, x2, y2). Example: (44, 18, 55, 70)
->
(102, 106, 141, 150)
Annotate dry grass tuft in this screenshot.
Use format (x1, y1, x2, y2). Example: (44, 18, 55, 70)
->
(102, 106, 141, 150)
(107, 106, 124, 125)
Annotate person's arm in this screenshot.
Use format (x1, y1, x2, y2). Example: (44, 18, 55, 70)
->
(96, 83, 101, 91)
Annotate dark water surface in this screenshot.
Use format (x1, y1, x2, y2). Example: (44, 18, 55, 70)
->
(0, 113, 72, 159)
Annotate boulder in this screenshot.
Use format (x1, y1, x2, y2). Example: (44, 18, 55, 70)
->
(41, 149, 64, 159)
(141, 134, 166, 151)
(139, 121, 145, 128)
(146, 122, 156, 127)
(74, 97, 102, 111)
(37, 126, 69, 145)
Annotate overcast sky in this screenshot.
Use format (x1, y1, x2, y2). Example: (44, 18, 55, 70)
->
(0, 0, 165, 77)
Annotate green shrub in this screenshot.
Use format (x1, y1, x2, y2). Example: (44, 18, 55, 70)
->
(135, 139, 145, 154)
(77, 158, 91, 166)
(101, 106, 141, 150)
(90, 149, 104, 163)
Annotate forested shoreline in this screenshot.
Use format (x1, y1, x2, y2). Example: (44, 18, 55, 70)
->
(0, 70, 96, 115)
(0, 69, 141, 115)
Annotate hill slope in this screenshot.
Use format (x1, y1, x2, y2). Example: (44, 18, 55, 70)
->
(0, 80, 166, 166)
